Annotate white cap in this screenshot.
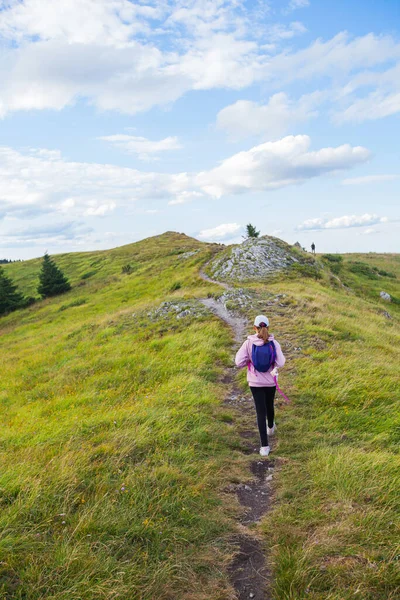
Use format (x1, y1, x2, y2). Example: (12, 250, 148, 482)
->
(254, 315, 269, 327)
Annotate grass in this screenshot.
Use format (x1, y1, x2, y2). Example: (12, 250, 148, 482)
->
(2, 235, 399, 599)
(0, 233, 244, 599)
(255, 255, 400, 599)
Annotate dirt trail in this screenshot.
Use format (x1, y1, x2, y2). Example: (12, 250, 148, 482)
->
(199, 274, 275, 600)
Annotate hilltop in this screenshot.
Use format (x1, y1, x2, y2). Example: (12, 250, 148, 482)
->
(1, 232, 399, 600)
(205, 234, 307, 281)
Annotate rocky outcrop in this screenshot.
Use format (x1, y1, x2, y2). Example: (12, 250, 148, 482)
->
(380, 291, 391, 301)
(206, 236, 303, 282)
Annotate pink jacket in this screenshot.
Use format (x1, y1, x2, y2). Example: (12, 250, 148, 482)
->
(235, 334, 286, 387)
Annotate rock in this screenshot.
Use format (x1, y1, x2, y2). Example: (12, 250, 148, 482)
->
(207, 235, 303, 282)
(244, 485, 252, 492)
(249, 593, 255, 598)
(293, 241, 302, 249)
(178, 250, 199, 260)
(176, 309, 191, 319)
(380, 291, 391, 301)
(265, 475, 273, 482)
(381, 311, 392, 319)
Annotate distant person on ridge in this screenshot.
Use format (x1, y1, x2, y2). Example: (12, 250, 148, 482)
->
(235, 315, 286, 457)
(311, 242, 316, 254)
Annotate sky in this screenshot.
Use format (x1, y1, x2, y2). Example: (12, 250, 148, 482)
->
(0, 0, 399, 259)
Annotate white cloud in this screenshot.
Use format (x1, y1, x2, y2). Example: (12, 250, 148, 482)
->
(0, 145, 189, 219)
(361, 228, 378, 235)
(196, 135, 370, 198)
(197, 223, 242, 241)
(265, 21, 307, 43)
(283, 0, 310, 14)
(168, 191, 204, 205)
(0, 1, 400, 126)
(0, 221, 93, 248)
(341, 174, 399, 185)
(216, 92, 323, 139)
(99, 134, 182, 160)
(265, 32, 400, 85)
(0, 0, 162, 45)
(297, 213, 388, 231)
(0, 136, 371, 225)
(0, 1, 274, 117)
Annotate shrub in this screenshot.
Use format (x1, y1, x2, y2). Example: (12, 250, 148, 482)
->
(348, 262, 378, 279)
(377, 269, 396, 279)
(290, 263, 323, 280)
(59, 298, 87, 312)
(81, 271, 97, 280)
(122, 264, 134, 274)
(330, 263, 342, 275)
(23, 296, 36, 307)
(322, 254, 343, 263)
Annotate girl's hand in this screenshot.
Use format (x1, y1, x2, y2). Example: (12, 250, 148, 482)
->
(270, 367, 278, 377)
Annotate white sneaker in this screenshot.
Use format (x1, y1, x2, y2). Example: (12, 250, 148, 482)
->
(259, 446, 270, 457)
(267, 423, 276, 436)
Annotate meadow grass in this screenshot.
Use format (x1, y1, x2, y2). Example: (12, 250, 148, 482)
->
(2, 236, 399, 599)
(255, 257, 400, 600)
(1, 234, 244, 599)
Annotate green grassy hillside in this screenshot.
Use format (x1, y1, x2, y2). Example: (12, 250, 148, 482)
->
(1, 234, 399, 599)
(0, 233, 242, 600)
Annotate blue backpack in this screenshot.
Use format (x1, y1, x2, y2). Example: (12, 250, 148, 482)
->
(251, 341, 277, 373)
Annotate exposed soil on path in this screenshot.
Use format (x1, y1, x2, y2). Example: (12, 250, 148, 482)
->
(199, 291, 275, 599)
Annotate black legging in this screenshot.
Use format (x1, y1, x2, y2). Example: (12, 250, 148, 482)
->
(250, 386, 276, 447)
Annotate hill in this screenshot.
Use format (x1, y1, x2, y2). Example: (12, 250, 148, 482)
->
(1, 233, 399, 599)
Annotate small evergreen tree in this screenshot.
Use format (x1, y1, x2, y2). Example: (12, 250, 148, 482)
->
(244, 223, 260, 238)
(38, 254, 71, 298)
(0, 267, 25, 315)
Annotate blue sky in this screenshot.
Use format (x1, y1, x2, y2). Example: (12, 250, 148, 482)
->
(0, 0, 399, 259)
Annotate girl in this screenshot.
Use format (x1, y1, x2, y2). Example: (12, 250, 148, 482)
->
(235, 315, 286, 456)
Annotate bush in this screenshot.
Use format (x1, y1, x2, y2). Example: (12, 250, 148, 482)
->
(322, 254, 343, 263)
(348, 262, 378, 279)
(81, 271, 97, 280)
(377, 269, 396, 279)
(23, 296, 36, 307)
(59, 298, 87, 312)
(169, 282, 182, 292)
(290, 263, 323, 280)
(122, 264, 135, 274)
(330, 263, 342, 275)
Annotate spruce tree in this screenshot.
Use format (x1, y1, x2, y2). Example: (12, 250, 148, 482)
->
(37, 254, 71, 298)
(245, 223, 260, 238)
(0, 267, 25, 315)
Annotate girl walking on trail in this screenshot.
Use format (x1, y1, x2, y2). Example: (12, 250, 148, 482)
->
(235, 315, 286, 457)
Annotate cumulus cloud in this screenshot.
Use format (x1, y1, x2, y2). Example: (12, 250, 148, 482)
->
(0, 1, 399, 126)
(0, 1, 275, 117)
(216, 92, 323, 139)
(0, 221, 92, 248)
(196, 135, 370, 198)
(0, 136, 370, 223)
(98, 134, 182, 160)
(0, 145, 189, 220)
(341, 174, 399, 185)
(297, 214, 388, 231)
(197, 223, 242, 241)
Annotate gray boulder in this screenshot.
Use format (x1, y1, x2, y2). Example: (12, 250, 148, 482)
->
(207, 235, 301, 282)
(380, 291, 391, 301)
